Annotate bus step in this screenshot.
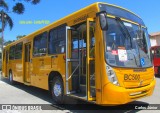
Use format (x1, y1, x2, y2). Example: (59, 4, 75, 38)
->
(70, 91, 76, 94)
(69, 93, 87, 100)
(80, 84, 86, 93)
(24, 82, 31, 86)
(80, 84, 96, 97)
(66, 91, 76, 95)
(80, 75, 86, 84)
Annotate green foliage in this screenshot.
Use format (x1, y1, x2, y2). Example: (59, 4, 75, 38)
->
(24, 0, 40, 5)
(0, 0, 41, 31)
(0, 37, 2, 44)
(0, 0, 40, 51)
(0, 0, 8, 11)
(16, 35, 26, 40)
(12, 0, 40, 14)
(0, 11, 14, 30)
(4, 40, 13, 46)
(13, 3, 25, 14)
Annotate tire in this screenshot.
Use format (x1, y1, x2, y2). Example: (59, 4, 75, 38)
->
(9, 71, 15, 85)
(51, 76, 64, 104)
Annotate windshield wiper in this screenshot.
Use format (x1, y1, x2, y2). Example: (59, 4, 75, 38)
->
(135, 25, 146, 67)
(115, 17, 133, 48)
(115, 17, 139, 67)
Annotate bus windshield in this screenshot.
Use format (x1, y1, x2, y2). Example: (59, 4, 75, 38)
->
(105, 17, 152, 68)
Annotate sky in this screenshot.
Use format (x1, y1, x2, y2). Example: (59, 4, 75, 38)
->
(2, 0, 160, 41)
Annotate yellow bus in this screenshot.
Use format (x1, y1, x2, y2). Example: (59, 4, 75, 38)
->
(2, 2, 156, 105)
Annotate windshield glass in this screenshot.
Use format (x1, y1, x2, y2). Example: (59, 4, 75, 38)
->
(99, 4, 145, 25)
(105, 18, 152, 68)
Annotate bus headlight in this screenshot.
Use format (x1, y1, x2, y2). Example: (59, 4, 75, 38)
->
(106, 65, 119, 86)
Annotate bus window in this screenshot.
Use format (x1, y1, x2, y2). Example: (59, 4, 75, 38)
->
(155, 48, 160, 58)
(9, 45, 15, 60)
(72, 40, 78, 49)
(15, 42, 23, 59)
(48, 25, 66, 54)
(33, 32, 47, 56)
(89, 22, 95, 58)
(2, 49, 5, 61)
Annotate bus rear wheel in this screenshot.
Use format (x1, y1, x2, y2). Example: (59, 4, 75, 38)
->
(51, 76, 64, 104)
(9, 71, 15, 85)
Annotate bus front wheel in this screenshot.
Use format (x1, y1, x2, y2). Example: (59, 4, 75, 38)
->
(51, 76, 64, 104)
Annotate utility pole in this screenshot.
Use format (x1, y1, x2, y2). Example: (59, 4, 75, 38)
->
(0, 10, 5, 80)
(1, 10, 4, 52)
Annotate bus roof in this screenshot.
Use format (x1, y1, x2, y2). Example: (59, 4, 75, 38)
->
(98, 2, 141, 19)
(6, 2, 142, 48)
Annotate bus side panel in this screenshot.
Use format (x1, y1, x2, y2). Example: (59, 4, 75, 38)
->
(43, 54, 66, 90)
(2, 50, 6, 77)
(14, 59, 23, 83)
(31, 57, 42, 87)
(8, 59, 23, 83)
(30, 54, 66, 90)
(51, 54, 66, 89)
(151, 46, 160, 75)
(153, 57, 160, 75)
(2, 49, 9, 78)
(31, 56, 50, 90)
(9, 60, 16, 80)
(94, 17, 104, 104)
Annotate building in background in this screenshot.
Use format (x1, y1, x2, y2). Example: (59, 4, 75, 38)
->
(150, 32, 160, 46)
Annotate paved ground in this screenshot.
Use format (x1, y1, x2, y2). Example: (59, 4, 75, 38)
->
(0, 75, 159, 113)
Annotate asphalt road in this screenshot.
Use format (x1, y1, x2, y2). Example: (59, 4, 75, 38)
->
(0, 75, 160, 113)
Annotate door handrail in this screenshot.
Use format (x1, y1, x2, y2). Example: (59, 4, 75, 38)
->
(66, 63, 80, 81)
(66, 26, 71, 94)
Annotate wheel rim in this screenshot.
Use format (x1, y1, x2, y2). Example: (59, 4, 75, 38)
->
(9, 73, 12, 82)
(53, 82, 62, 97)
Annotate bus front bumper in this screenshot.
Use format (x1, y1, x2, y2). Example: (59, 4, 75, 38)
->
(101, 79, 156, 105)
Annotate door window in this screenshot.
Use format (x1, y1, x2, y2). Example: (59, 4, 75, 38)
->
(48, 25, 66, 54)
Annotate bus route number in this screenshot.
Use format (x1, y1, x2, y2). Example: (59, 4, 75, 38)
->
(124, 74, 140, 81)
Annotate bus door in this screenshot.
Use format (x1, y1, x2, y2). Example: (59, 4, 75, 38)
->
(2, 49, 8, 77)
(2, 49, 5, 77)
(86, 18, 96, 101)
(66, 18, 95, 101)
(24, 43, 31, 83)
(5, 50, 9, 77)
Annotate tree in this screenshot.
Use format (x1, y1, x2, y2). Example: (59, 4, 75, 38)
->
(12, 0, 40, 14)
(4, 40, 13, 46)
(0, 37, 12, 46)
(0, 0, 40, 51)
(16, 35, 26, 40)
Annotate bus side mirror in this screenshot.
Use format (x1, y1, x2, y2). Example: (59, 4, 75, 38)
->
(97, 11, 108, 30)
